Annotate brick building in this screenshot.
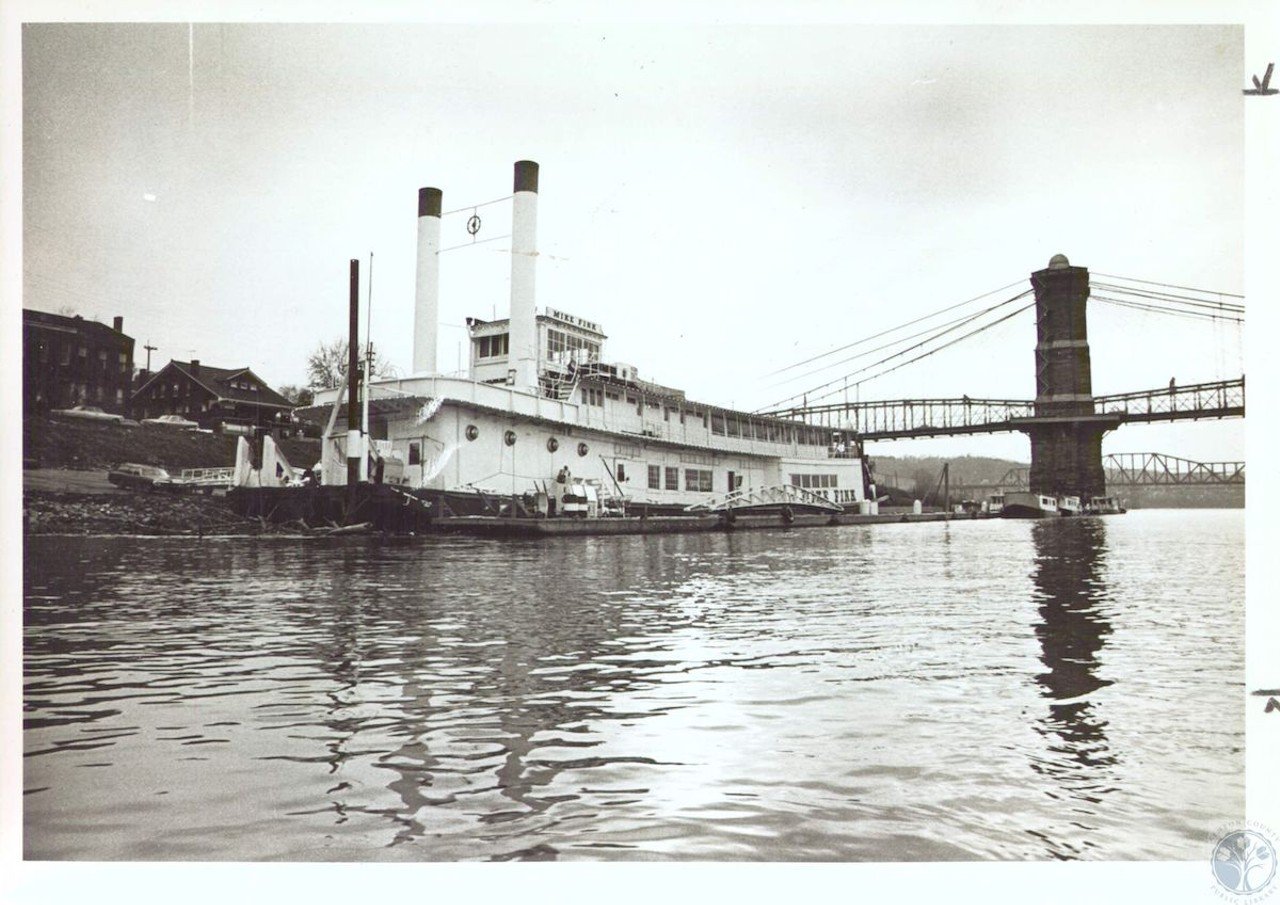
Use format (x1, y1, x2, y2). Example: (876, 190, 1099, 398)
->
(132, 359, 293, 430)
(23, 310, 136, 416)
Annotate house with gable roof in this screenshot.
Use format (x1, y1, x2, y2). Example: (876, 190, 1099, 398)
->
(131, 359, 294, 430)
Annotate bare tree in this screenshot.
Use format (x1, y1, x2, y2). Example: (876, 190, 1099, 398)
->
(277, 385, 315, 406)
(305, 339, 397, 389)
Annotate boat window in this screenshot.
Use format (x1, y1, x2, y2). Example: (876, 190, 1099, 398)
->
(711, 413, 726, 435)
(790, 473, 839, 489)
(408, 442, 421, 465)
(547, 329, 598, 361)
(477, 333, 510, 358)
(648, 465, 660, 489)
(665, 466, 679, 490)
(684, 468, 713, 492)
(617, 463, 627, 482)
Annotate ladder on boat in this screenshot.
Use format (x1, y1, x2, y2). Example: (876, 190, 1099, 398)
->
(542, 362, 582, 402)
(684, 484, 844, 514)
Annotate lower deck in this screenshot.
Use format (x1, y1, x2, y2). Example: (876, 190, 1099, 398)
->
(313, 386, 870, 509)
(226, 484, 972, 536)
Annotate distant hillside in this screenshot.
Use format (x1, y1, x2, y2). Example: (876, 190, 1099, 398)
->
(868, 454, 1026, 498)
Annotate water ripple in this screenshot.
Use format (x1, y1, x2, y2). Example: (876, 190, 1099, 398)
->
(23, 511, 1244, 860)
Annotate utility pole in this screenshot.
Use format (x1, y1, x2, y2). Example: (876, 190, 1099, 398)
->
(143, 343, 157, 372)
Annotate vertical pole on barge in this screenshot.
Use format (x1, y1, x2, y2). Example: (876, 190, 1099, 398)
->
(347, 258, 361, 518)
(360, 252, 373, 483)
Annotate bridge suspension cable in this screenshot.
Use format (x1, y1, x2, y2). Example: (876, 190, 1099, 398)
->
(763, 277, 1028, 378)
(758, 292, 1036, 413)
(1092, 272, 1244, 300)
(1092, 295, 1245, 324)
(761, 267, 1243, 417)
(766, 293, 1029, 390)
(1091, 282, 1243, 312)
(1091, 285, 1243, 318)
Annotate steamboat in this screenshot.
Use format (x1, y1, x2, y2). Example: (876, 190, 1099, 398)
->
(230, 162, 886, 533)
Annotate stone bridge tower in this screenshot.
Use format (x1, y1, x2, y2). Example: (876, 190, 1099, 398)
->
(1026, 254, 1122, 500)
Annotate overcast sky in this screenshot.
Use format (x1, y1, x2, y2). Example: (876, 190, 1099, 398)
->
(21, 21, 1245, 461)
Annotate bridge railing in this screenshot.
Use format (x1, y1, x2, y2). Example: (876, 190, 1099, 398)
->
(767, 397, 1036, 438)
(769, 377, 1243, 440)
(1092, 377, 1245, 422)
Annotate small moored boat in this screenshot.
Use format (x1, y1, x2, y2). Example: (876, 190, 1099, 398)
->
(1000, 491, 1060, 519)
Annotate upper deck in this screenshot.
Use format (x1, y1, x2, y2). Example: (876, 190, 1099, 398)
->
(315, 372, 857, 463)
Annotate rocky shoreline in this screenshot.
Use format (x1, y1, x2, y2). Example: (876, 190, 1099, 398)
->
(25, 489, 276, 536)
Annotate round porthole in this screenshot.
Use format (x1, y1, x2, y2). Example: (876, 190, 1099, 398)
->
(465, 424, 479, 441)
(504, 430, 517, 446)
(547, 437, 560, 453)
(577, 442, 589, 457)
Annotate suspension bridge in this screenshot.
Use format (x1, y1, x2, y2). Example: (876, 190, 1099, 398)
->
(769, 377, 1244, 441)
(759, 255, 1244, 500)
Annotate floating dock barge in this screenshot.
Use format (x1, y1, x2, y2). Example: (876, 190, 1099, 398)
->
(225, 484, 974, 537)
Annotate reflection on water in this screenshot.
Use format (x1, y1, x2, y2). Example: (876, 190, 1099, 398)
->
(24, 511, 1245, 861)
(1028, 519, 1118, 859)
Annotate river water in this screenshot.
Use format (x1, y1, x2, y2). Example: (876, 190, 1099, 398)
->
(23, 510, 1244, 861)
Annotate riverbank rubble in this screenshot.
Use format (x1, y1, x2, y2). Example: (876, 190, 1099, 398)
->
(24, 489, 312, 537)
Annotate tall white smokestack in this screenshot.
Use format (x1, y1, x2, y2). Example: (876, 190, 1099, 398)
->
(413, 186, 443, 374)
(508, 160, 539, 389)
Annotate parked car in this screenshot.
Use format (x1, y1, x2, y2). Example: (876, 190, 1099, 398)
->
(51, 405, 124, 424)
(142, 414, 200, 429)
(216, 421, 256, 436)
(107, 463, 173, 491)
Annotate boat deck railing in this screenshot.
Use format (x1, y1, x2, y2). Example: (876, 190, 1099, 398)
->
(685, 484, 845, 514)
